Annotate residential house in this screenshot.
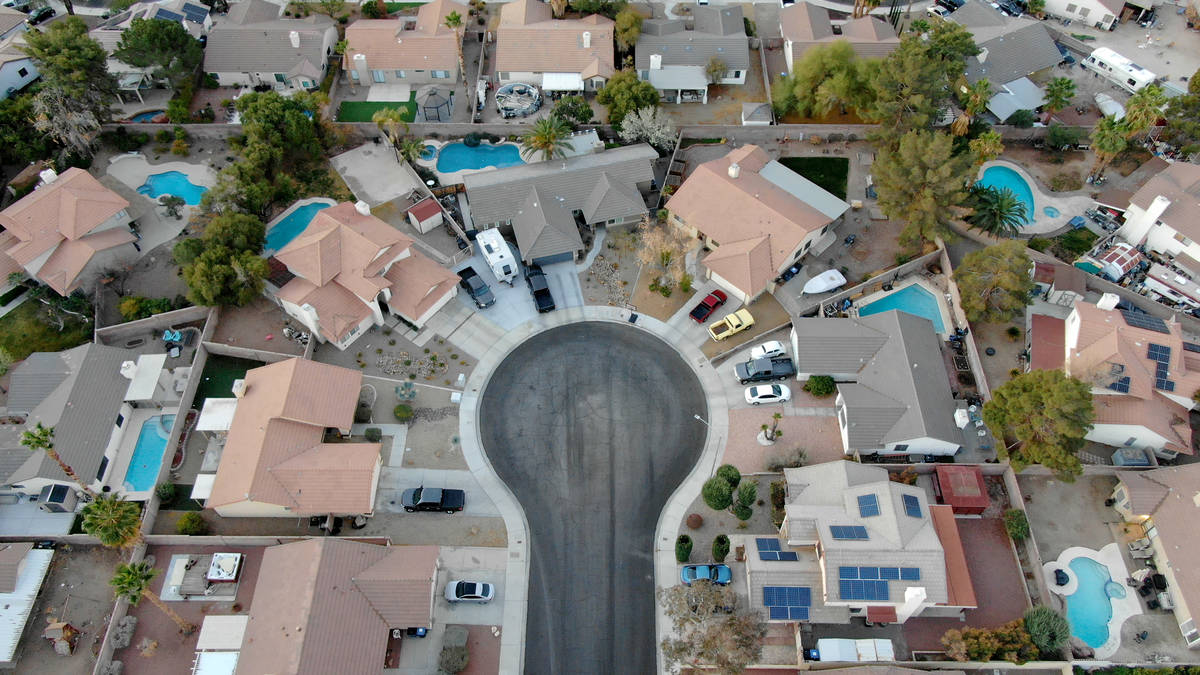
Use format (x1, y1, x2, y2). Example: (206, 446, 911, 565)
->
(1110, 464, 1200, 648)
(0, 168, 134, 296)
(790, 310, 963, 457)
(666, 145, 849, 303)
(235, 539, 440, 673)
(950, 0, 1062, 122)
(779, 2, 899, 74)
(494, 0, 614, 93)
(0, 9, 36, 101)
(1042, 0, 1119, 30)
(1031, 260, 1087, 306)
(634, 6, 748, 105)
(1, 346, 183, 498)
(0, 542, 53, 668)
(90, 0, 211, 94)
(266, 201, 459, 350)
(463, 144, 656, 265)
(343, 0, 468, 88)
(203, 0, 336, 91)
(203, 358, 383, 518)
(743, 461, 975, 626)
(1113, 162, 1200, 279)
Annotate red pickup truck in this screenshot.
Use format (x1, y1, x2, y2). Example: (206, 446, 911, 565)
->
(689, 290, 728, 323)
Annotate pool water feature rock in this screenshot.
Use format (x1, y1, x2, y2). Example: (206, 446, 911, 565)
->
(137, 170, 208, 205)
(978, 165, 1037, 225)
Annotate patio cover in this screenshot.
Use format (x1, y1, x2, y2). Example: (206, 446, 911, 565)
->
(191, 473, 216, 500)
(986, 77, 1045, 123)
(542, 72, 584, 91)
(197, 398, 239, 432)
(866, 606, 898, 624)
(644, 66, 708, 92)
(122, 353, 167, 402)
(197, 615, 248, 651)
(192, 651, 239, 675)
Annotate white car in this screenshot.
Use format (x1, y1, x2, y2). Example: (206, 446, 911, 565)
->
(926, 4, 949, 16)
(745, 384, 792, 405)
(445, 580, 495, 603)
(750, 340, 786, 360)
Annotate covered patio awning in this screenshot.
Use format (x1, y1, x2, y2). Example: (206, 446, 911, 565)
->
(542, 72, 584, 91)
(196, 615, 248, 651)
(866, 606, 898, 624)
(191, 473, 216, 500)
(986, 77, 1045, 123)
(197, 398, 238, 432)
(645, 66, 709, 92)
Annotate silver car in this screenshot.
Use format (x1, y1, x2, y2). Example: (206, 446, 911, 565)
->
(745, 384, 792, 405)
(444, 580, 495, 603)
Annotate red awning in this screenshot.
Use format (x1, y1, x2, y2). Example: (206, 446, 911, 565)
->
(866, 606, 897, 624)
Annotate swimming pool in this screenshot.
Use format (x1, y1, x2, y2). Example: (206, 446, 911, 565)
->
(265, 202, 331, 253)
(858, 284, 946, 333)
(137, 171, 208, 205)
(436, 142, 525, 173)
(127, 110, 166, 123)
(1065, 556, 1123, 648)
(123, 414, 176, 493)
(978, 165, 1036, 225)
(420, 144, 437, 160)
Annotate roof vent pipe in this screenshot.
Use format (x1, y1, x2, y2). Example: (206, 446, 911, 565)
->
(355, 200, 372, 216)
(728, 162, 740, 179)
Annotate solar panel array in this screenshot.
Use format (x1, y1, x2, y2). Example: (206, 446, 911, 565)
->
(1184, 342, 1200, 353)
(1107, 376, 1131, 393)
(155, 8, 184, 22)
(830, 525, 869, 540)
(1148, 343, 1176, 391)
(839, 578, 889, 601)
(1120, 309, 1169, 334)
(840, 566, 921, 581)
(756, 538, 799, 561)
(763, 586, 811, 621)
(181, 2, 208, 22)
(857, 494, 880, 518)
(902, 494, 922, 518)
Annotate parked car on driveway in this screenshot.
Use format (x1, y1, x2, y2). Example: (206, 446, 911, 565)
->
(736, 356, 796, 384)
(445, 580, 495, 603)
(26, 5, 53, 23)
(708, 308, 754, 341)
(689, 289, 728, 323)
(681, 564, 732, 586)
(745, 384, 792, 405)
(458, 266, 495, 309)
(750, 340, 786, 360)
(525, 262, 556, 313)
(401, 486, 465, 513)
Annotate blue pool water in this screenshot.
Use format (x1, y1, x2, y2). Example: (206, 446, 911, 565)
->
(420, 144, 437, 160)
(127, 110, 165, 122)
(977, 165, 1036, 225)
(137, 171, 208, 205)
(436, 142, 525, 173)
(1065, 556, 1119, 648)
(123, 414, 176, 493)
(265, 202, 331, 253)
(1044, 206, 1061, 218)
(858, 284, 946, 333)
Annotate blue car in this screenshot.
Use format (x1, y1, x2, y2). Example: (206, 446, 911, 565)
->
(680, 564, 733, 586)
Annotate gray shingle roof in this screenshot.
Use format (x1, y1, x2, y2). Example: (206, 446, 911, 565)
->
(464, 144, 656, 228)
(952, 3, 1061, 85)
(511, 186, 584, 262)
(203, 7, 334, 76)
(635, 7, 749, 71)
(582, 173, 645, 223)
(6, 352, 72, 416)
(791, 319, 890, 374)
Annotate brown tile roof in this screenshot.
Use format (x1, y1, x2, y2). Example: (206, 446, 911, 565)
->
(382, 251, 458, 322)
(1093, 395, 1192, 454)
(239, 539, 439, 675)
(495, 0, 614, 76)
(1130, 162, 1200, 240)
(0, 542, 32, 593)
(343, 0, 468, 73)
(780, 3, 899, 60)
(207, 358, 380, 514)
(275, 276, 376, 343)
(1117, 470, 1171, 516)
(1029, 313, 1065, 371)
(35, 228, 138, 296)
(929, 505, 977, 608)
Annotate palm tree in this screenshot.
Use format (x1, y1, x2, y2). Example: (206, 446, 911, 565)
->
(111, 562, 196, 635)
(1041, 77, 1076, 118)
(520, 116, 572, 161)
(967, 185, 1026, 238)
(968, 129, 1004, 166)
(444, 10, 467, 94)
(549, 0, 566, 17)
(1123, 83, 1167, 139)
(396, 135, 426, 164)
(81, 494, 144, 549)
(1090, 115, 1128, 178)
(372, 107, 408, 162)
(852, 0, 881, 18)
(20, 422, 93, 494)
(952, 79, 992, 136)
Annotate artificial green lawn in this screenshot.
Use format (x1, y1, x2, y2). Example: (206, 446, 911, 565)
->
(778, 156, 850, 201)
(337, 97, 417, 123)
(0, 301, 92, 362)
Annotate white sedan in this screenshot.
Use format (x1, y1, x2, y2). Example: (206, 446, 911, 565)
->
(750, 340, 786, 360)
(444, 580, 495, 603)
(745, 384, 792, 405)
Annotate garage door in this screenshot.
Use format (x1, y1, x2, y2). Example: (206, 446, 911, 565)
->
(532, 252, 574, 266)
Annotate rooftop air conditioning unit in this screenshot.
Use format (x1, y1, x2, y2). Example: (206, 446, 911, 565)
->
(38, 484, 78, 513)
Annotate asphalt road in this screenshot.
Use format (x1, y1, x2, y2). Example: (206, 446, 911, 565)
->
(478, 322, 708, 675)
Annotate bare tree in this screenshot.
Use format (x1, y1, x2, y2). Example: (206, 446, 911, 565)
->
(658, 583, 767, 675)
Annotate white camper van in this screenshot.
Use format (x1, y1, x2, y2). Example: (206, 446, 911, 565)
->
(1082, 47, 1157, 94)
(476, 228, 518, 285)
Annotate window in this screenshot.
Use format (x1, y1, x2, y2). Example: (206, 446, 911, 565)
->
(115, 414, 125, 427)
(95, 456, 109, 481)
(274, 73, 286, 83)
(1183, 619, 1200, 645)
(499, 72, 509, 80)
(1102, 13, 1114, 23)
(1175, 232, 1193, 246)
(857, 494, 880, 517)
(821, 225, 830, 234)
(432, 70, 450, 79)
(371, 69, 386, 83)
(302, 80, 311, 88)
(639, 70, 649, 79)
(395, 70, 406, 78)
(17, 67, 27, 77)
(1065, 2, 1077, 11)
(1079, 7, 1090, 17)
(902, 494, 922, 518)
(732, 71, 741, 78)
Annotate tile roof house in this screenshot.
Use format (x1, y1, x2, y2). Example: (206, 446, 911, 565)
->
(666, 145, 848, 302)
(266, 201, 458, 350)
(634, 7, 748, 105)
(744, 461, 975, 626)
(779, 2, 898, 73)
(90, 0, 211, 95)
(343, 0, 468, 88)
(237, 539, 440, 674)
(0, 168, 134, 296)
(1110, 464, 1200, 649)
(203, 0, 337, 92)
(205, 358, 383, 518)
(463, 144, 656, 265)
(0, 13, 36, 103)
(1113, 162, 1200, 280)
(790, 310, 963, 457)
(1042, 0, 1121, 31)
(1031, 260, 1086, 307)
(494, 0, 614, 92)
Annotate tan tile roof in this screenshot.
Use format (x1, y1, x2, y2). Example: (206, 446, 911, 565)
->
(1117, 470, 1171, 516)
(275, 276, 376, 343)
(382, 250, 458, 322)
(0, 542, 32, 593)
(35, 228, 138, 296)
(0, 233, 24, 282)
(207, 358, 380, 514)
(780, 3, 899, 59)
(1093, 395, 1192, 453)
(495, 0, 614, 76)
(702, 235, 774, 299)
(343, 0, 468, 72)
(1130, 162, 1200, 241)
(239, 540, 439, 675)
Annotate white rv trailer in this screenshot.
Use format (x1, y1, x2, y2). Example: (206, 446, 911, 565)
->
(475, 228, 518, 285)
(1082, 47, 1157, 94)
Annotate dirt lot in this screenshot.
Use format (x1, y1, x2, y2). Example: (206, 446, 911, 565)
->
(721, 409, 844, 474)
(579, 227, 641, 308)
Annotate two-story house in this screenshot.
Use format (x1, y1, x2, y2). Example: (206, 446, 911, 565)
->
(343, 0, 467, 89)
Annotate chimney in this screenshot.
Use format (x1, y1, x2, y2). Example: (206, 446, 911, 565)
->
(650, 53, 662, 70)
(289, 30, 300, 49)
(355, 200, 371, 216)
(231, 379, 247, 398)
(38, 168, 58, 185)
(728, 162, 740, 179)
(1146, 195, 1172, 225)
(1097, 292, 1121, 311)
(582, 31, 591, 48)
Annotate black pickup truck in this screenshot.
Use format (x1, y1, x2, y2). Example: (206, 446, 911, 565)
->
(735, 357, 797, 384)
(401, 486, 466, 513)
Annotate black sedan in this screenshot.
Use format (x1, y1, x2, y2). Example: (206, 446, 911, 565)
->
(525, 263, 555, 313)
(459, 266, 495, 309)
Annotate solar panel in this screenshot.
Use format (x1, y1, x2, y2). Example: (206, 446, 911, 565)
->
(769, 606, 791, 620)
(1107, 376, 1131, 393)
(154, 8, 184, 22)
(830, 525, 869, 540)
(759, 551, 779, 561)
(840, 566, 858, 579)
(840, 578, 890, 601)
(789, 606, 810, 620)
(902, 494, 922, 518)
(763, 586, 812, 621)
(1148, 343, 1171, 362)
(1184, 342, 1200, 353)
(182, 2, 208, 22)
(1156, 378, 1176, 392)
(756, 538, 781, 552)
(900, 567, 921, 580)
(857, 494, 880, 518)
(1120, 309, 1169, 334)
(778, 551, 799, 561)
(859, 567, 880, 579)
(879, 567, 901, 580)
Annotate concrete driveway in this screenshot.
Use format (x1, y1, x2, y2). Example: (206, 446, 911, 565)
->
(434, 547, 508, 626)
(477, 322, 708, 675)
(375, 467, 503, 517)
(452, 254, 586, 330)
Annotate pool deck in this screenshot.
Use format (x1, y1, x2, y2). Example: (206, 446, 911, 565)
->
(108, 406, 180, 501)
(851, 276, 955, 337)
(264, 197, 337, 254)
(1045, 543, 1142, 659)
(978, 160, 1095, 237)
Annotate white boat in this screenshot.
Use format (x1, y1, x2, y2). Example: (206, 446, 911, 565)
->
(802, 270, 847, 294)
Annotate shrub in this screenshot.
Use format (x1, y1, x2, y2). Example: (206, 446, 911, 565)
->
(393, 404, 414, 422)
(942, 619, 1037, 663)
(686, 513, 703, 529)
(364, 427, 382, 442)
(463, 132, 482, 147)
(732, 503, 753, 521)
(675, 534, 693, 563)
(1024, 606, 1070, 656)
(1006, 326, 1022, 341)
(701, 476, 733, 510)
(155, 129, 173, 144)
(155, 483, 177, 502)
(354, 401, 372, 424)
(736, 480, 757, 508)
(1003, 508, 1030, 541)
(1006, 109, 1036, 128)
(177, 512, 209, 535)
(715, 464, 741, 488)
(712, 534, 730, 562)
(1027, 237, 1051, 252)
(803, 375, 836, 397)
(438, 645, 470, 673)
(171, 139, 190, 156)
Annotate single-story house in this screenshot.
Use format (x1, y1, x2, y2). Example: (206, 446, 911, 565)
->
(1042, 0, 1119, 31)
(203, 0, 336, 92)
(635, 6, 748, 105)
(343, 0, 467, 88)
(779, 2, 898, 73)
(494, 0, 614, 92)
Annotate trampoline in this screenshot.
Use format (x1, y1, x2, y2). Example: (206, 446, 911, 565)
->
(496, 82, 542, 119)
